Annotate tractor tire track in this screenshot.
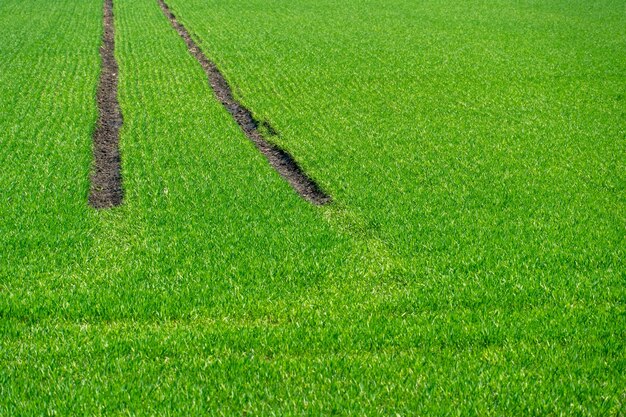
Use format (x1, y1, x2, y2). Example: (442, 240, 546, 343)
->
(158, 0, 331, 205)
(89, 0, 123, 209)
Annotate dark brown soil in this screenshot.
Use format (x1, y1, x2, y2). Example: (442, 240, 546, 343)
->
(89, 0, 123, 209)
(158, 0, 331, 205)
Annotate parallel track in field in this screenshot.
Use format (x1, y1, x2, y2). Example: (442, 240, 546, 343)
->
(158, 0, 331, 205)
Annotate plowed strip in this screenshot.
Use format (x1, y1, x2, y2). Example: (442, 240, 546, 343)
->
(89, 0, 123, 209)
(158, 0, 331, 205)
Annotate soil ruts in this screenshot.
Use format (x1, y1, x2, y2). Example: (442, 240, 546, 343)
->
(89, 0, 123, 209)
(157, 0, 331, 205)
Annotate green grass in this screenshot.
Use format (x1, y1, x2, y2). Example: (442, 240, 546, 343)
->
(1, 0, 624, 415)
(0, 0, 100, 280)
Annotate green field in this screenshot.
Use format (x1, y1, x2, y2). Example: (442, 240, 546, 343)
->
(1, 0, 624, 415)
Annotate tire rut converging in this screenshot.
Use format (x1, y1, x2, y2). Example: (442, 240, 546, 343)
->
(89, 0, 123, 209)
(157, 0, 331, 205)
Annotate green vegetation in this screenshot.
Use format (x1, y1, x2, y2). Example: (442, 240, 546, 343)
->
(1, 0, 624, 415)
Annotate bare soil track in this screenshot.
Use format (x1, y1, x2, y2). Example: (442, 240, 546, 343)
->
(158, 0, 331, 205)
(89, 0, 123, 209)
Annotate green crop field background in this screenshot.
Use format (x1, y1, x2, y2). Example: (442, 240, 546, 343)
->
(1, 0, 624, 415)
